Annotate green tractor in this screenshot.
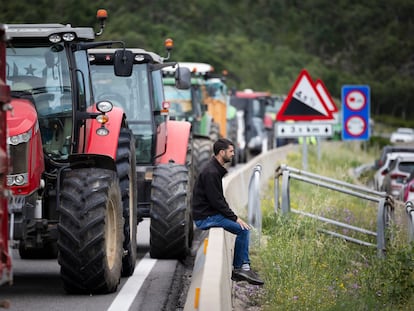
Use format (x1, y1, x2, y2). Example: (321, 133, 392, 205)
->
(162, 62, 230, 175)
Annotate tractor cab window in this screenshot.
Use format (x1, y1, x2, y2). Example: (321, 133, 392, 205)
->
(163, 84, 193, 120)
(6, 44, 73, 159)
(252, 99, 262, 117)
(90, 62, 153, 164)
(91, 63, 151, 122)
(6, 45, 72, 115)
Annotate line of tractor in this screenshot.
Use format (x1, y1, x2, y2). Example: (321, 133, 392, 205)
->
(0, 9, 277, 296)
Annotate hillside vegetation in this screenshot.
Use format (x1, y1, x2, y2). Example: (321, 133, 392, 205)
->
(2, 0, 414, 119)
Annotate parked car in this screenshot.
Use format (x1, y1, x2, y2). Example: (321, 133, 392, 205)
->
(374, 145, 414, 170)
(390, 127, 414, 144)
(381, 155, 414, 198)
(373, 152, 414, 191)
(399, 171, 414, 202)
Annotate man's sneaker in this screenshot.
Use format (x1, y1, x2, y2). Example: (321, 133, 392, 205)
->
(231, 268, 264, 285)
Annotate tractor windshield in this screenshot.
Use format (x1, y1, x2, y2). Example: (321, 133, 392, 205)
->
(163, 84, 193, 120)
(90, 63, 157, 163)
(6, 44, 74, 159)
(6, 45, 72, 115)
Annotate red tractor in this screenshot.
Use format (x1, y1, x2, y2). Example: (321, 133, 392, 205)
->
(229, 89, 273, 162)
(88, 43, 194, 260)
(5, 11, 139, 294)
(0, 24, 12, 288)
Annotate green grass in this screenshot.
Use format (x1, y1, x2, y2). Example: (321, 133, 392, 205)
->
(252, 142, 414, 310)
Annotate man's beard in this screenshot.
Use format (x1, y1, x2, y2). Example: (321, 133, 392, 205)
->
(223, 155, 232, 163)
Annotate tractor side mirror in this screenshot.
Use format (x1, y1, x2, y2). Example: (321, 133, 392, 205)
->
(113, 49, 134, 77)
(175, 67, 191, 90)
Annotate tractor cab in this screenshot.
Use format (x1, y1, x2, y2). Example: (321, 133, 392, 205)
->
(89, 45, 191, 164)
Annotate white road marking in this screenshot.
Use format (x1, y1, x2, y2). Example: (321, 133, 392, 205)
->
(107, 255, 157, 311)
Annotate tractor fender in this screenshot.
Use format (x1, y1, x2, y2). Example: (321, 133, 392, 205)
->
(85, 106, 124, 160)
(157, 120, 191, 165)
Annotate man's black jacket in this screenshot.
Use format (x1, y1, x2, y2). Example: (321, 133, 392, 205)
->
(191, 156, 237, 221)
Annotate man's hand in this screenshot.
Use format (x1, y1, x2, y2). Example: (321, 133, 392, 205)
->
(236, 217, 251, 230)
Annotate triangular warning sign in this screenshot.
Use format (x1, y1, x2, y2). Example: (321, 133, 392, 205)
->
(276, 69, 334, 121)
(315, 79, 338, 113)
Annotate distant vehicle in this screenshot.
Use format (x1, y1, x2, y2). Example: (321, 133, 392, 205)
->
(390, 127, 414, 144)
(374, 145, 414, 169)
(265, 94, 287, 148)
(399, 171, 414, 202)
(373, 152, 414, 191)
(229, 89, 272, 162)
(381, 155, 414, 198)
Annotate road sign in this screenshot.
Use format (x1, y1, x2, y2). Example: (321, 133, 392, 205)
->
(341, 85, 370, 141)
(276, 122, 333, 137)
(276, 69, 334, 121)
(315, 79, 338, 113)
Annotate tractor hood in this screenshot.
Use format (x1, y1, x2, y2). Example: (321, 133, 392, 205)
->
(7, 98, 38, 137)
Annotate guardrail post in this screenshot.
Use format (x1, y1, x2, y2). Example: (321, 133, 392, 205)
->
(281, 169, 291, 214)
(406, 201, 414, 244)
(376, 198, 386, 258)
(248, 164, 262, 247)
(274, 166, 282, 213)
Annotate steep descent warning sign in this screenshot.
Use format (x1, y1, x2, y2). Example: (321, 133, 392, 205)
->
(276, 69, 334, 121)
(315, 79, 338, 113)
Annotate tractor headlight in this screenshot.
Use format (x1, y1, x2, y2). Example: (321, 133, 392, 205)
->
(7, 129, 32, 145)
(96, 127, 109, 136)
(135, 54, 145, 62)
(62, 32, 75, 41)
(96, 101, 113, 113)
(49, 34, 61, 43)
(7, 173, 28, 186)
(49, 32, 76, 43)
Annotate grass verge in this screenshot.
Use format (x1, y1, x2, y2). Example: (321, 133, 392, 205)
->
(253, 142, 414, 310)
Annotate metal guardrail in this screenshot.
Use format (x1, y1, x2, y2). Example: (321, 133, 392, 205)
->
(247, 164, 262, 247)
(406, 201, 414, 243)
(273, 164, 395, 257)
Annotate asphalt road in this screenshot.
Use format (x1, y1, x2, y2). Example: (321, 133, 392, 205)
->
(0, 219, 196, 311)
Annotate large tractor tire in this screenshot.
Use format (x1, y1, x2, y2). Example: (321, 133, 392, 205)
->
(150, 163, 191, 259)
(193, 138, 212, 179)
(116, 128, 137, 277)
(186, 137, 195, 249)
(209, 122, 220, 142)
(57, 168, 123, 294)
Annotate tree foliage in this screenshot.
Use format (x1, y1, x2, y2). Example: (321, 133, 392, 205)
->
(1, 0, 413, 118)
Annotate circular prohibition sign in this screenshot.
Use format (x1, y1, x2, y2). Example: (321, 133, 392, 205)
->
(345, 115, 367, 137)
(345, 90, 366, 111)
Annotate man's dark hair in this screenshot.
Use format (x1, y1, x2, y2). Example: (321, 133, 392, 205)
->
(213, 138, 234, 155)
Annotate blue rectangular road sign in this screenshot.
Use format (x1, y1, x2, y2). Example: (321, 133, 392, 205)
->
(341, 85, 370, 141)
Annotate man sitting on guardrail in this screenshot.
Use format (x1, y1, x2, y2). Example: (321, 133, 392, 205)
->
(192, 138, 264, 286)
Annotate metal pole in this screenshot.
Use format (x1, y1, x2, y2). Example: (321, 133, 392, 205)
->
(302, 138, 308, 170)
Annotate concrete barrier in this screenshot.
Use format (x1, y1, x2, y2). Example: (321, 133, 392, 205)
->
(183, 228, 236, 311)
(185, 144, 299, 310)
